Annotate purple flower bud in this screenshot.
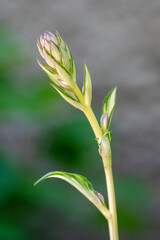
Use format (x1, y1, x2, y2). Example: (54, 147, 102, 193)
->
(44, 31, 58, 45)
(100, 113, 109, 133)
(96, 191, 105, 204)
(43, 31, 48, 39)
(37, 30, 75, 85)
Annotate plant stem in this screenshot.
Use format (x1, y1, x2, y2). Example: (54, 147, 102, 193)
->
(84, 106, 103, 138)
(106, 166, 119, 240)
(74, 83, 119, 240)
(74, 84, 102, 138)
(84, 106, 119, 240)
(102, 140, 119, 240)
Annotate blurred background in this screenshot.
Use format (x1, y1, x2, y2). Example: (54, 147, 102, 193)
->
(0, 0, 160, 239)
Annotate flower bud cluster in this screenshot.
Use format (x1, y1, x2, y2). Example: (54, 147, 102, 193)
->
(37, 31, 78, 101)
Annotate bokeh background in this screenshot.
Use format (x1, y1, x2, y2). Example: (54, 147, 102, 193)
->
(0, 0, 160, 239)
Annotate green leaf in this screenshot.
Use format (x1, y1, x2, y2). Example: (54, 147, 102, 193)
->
(35, 171, 111, 220)
(102, 87, 117, 128)
(82, 63, 92, 106)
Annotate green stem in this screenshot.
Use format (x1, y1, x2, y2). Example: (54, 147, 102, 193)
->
(106, 166, 119, 240)
(84, 106, 102, 138)
(102, 138, 118, 240)
(74, 84, 119, 240)
(85, 107, 119, 240)
(74, 84, 102, 138)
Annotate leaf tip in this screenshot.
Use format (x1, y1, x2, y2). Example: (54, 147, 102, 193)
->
(114, 86, 118, 93)
(34, 180, 39, 187)
(84, 61, 87, 68)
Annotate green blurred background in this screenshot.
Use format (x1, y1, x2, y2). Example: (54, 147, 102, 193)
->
(0, 0, 160, 239)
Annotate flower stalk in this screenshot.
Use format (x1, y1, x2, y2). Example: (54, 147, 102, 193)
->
(36, 31, 119, 240)
(82, 103, 119, 240)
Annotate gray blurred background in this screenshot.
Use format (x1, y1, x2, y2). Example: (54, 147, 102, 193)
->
(0, 0, 160, 239)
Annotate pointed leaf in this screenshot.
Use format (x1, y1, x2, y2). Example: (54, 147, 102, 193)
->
(102, 87, 117, 128)
(82, 63, 92, 106)
(35, 171, 111, 220)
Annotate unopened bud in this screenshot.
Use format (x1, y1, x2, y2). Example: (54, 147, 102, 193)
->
(100, 113, 109, 133)
(50, 41, 61, 62)
(37, 30, 77, 102)
(37, 31, 72, 74)
(96, 191, 105, 204)
(60, 46, 71, 71)
(44, 39, 51, 53)
(44, 31, 58, 45)
(65, 90, 78, 101)
(42, 48, 55, 68)
(58, 80, 72, 90)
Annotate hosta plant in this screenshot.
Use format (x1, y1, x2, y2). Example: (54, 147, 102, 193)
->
(35, 31, 119, 240)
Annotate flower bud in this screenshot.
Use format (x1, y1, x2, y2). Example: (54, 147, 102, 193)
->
(65, 90, 78, 101)
(44, 39, 51, 53)
(43, 31, 58, 45)
(37, 30, 76, 89)
(100, 113, 109, 133)
(96, 191, 105, 204)
(37, 31, 73, 73)
(42, 48, 55, 68)
(58, 80, 72, 90)
(50, 41, 61, 62)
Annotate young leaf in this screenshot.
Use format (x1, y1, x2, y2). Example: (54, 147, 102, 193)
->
(35, 171, 111, 220)
(102, 87, 117, 128)
(82, 63, 92, 106)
